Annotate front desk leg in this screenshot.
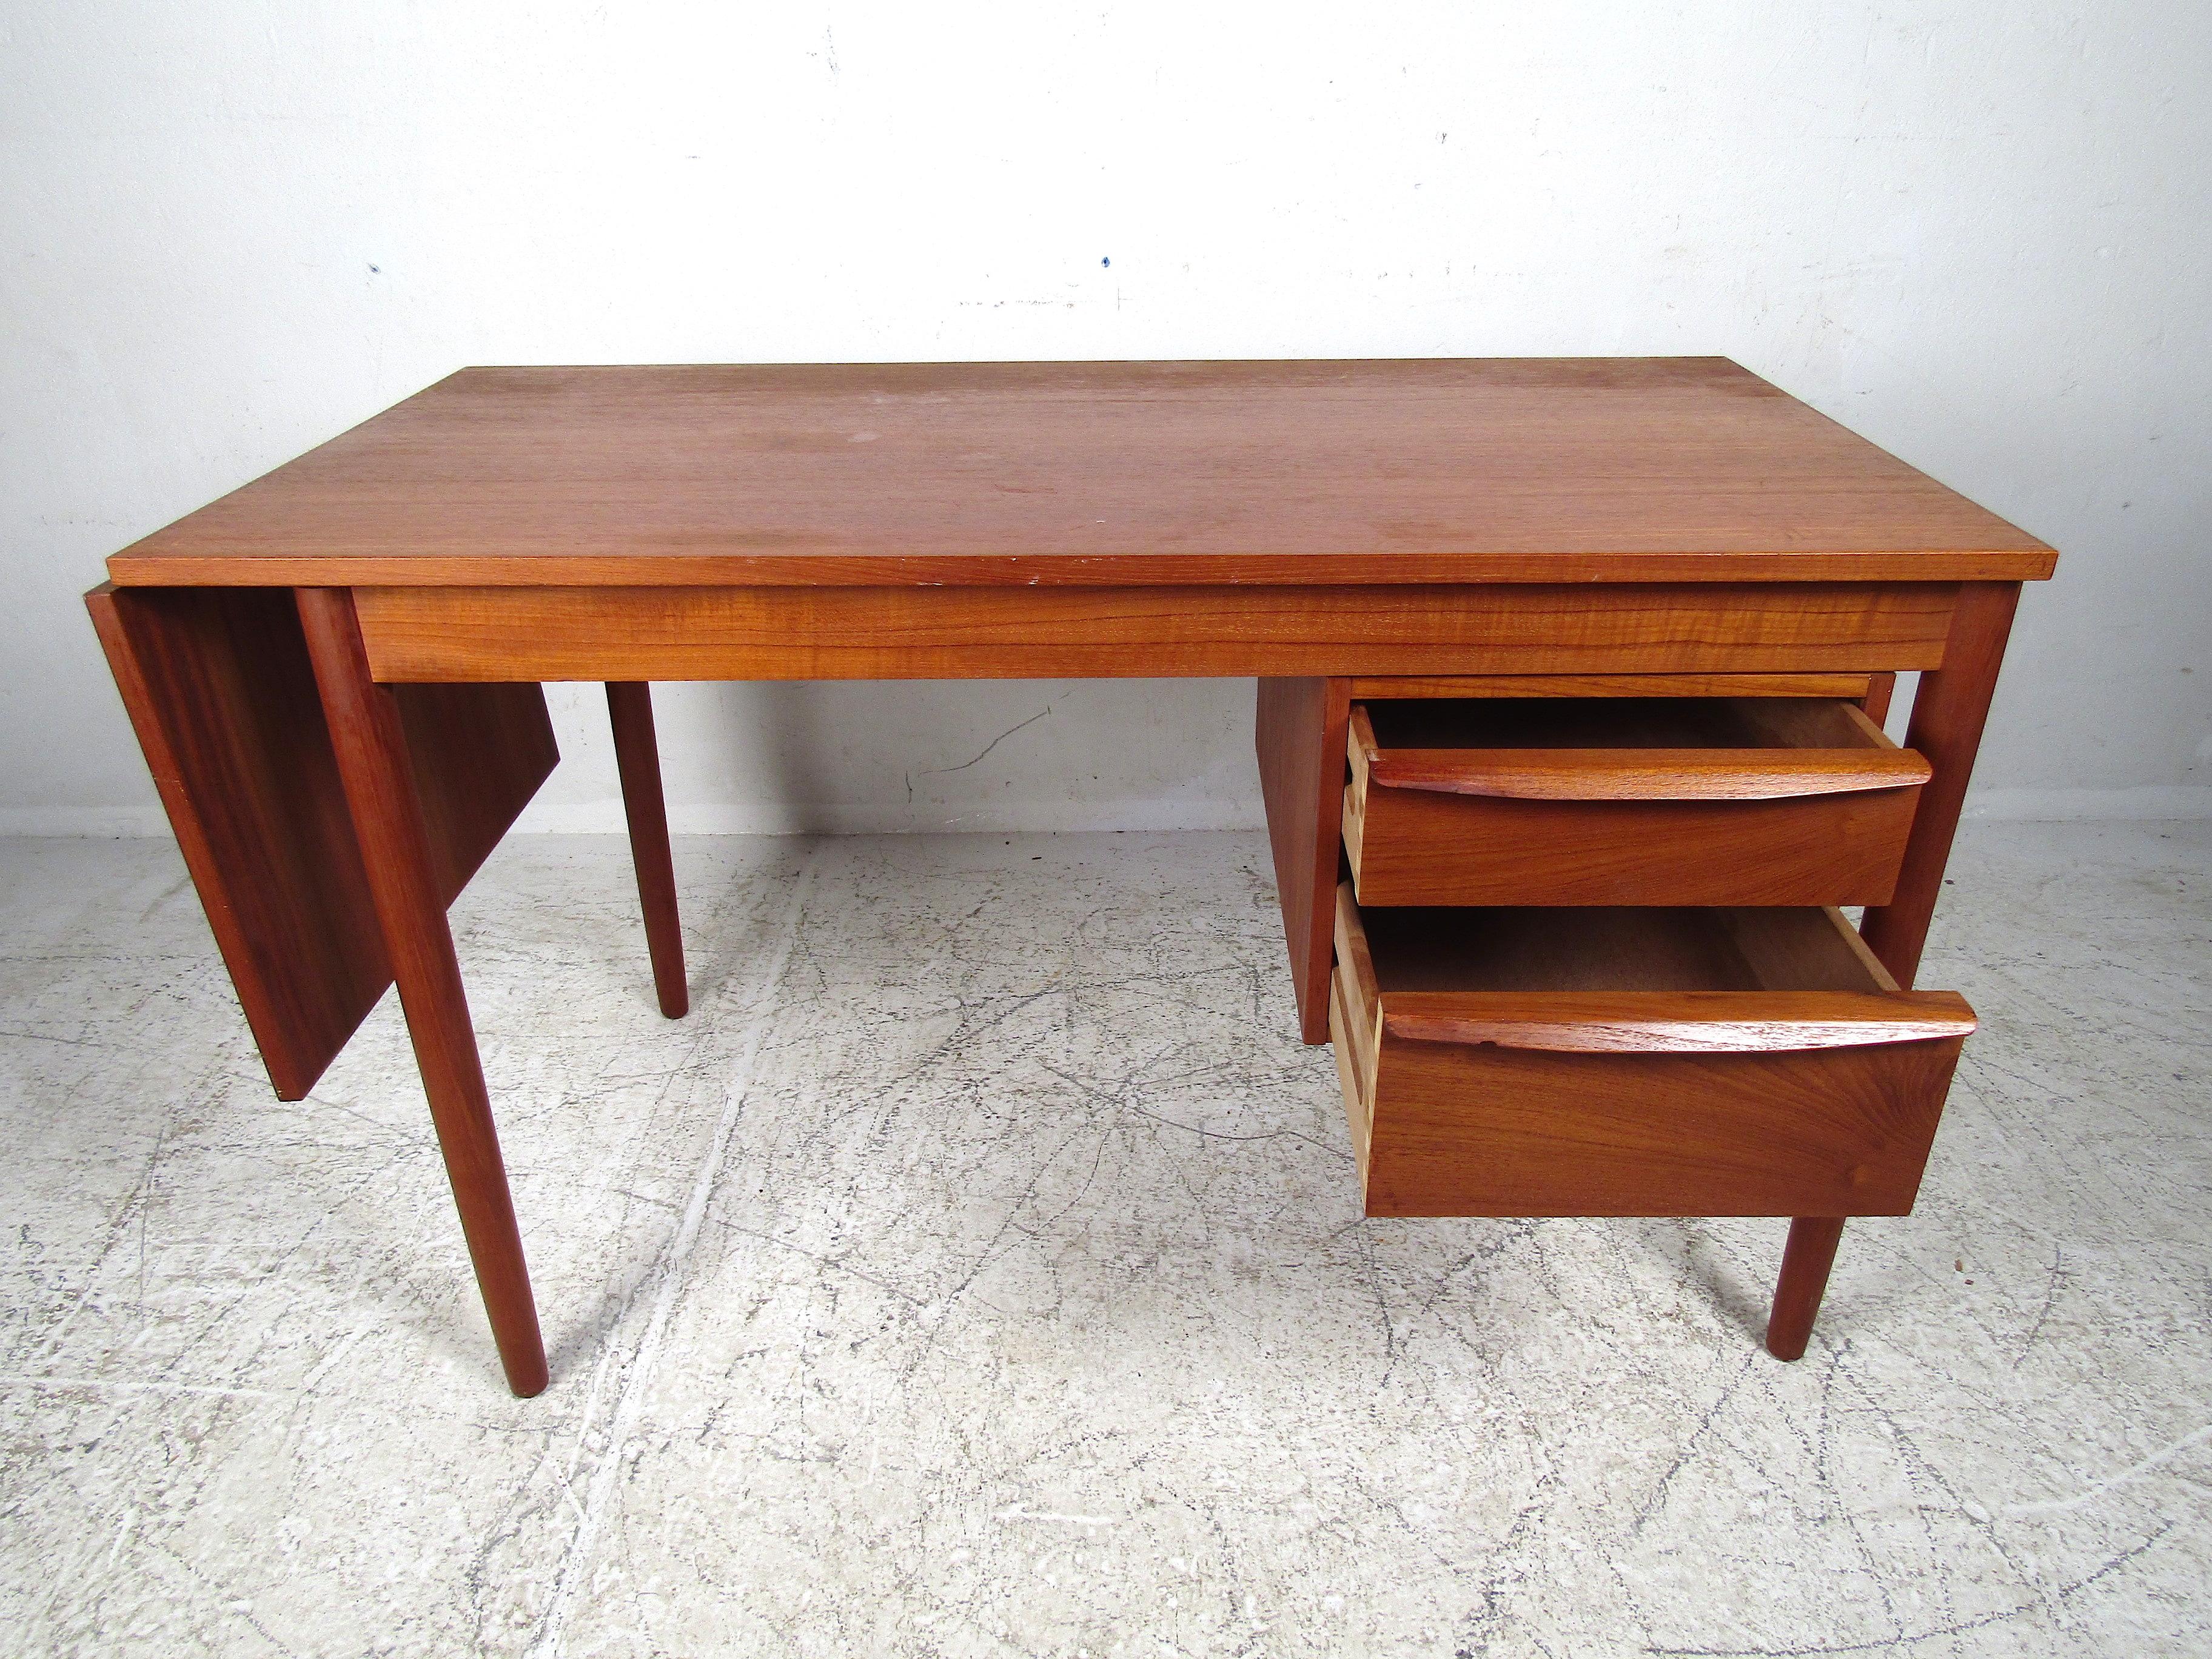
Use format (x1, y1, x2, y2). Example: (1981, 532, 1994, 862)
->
(1764, 581, 2021, 1360)
(1765, 1216, 1846, 1360)
(297, 588, 549, 1397)
(1860, 581, 2021, 986)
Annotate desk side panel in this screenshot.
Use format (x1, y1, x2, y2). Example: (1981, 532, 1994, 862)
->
(85, 586, 555, 1099)
(1256, 679, 1351, 1046)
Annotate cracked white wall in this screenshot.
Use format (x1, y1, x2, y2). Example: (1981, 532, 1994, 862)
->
(4, 2, 2207, 832)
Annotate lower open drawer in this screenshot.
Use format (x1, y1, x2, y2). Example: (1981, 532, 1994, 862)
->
(1329, 886, 1976, 1218)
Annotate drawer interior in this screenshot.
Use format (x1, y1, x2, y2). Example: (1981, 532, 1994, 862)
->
(1358, 696, 1892, 754)
(1354, 903, 1900, 997)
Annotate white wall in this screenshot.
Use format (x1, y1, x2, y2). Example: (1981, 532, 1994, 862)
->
(5, 1, 2207, 834)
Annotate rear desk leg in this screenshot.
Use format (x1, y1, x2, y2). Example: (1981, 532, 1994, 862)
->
(1861, 671, 1897, 729)
(606, 683, 688, 1019)
(297, 588, 549, 1397)
(1766, 582, 2021, 1360)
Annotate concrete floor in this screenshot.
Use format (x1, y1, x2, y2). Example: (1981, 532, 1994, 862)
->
(0, 823, 2207, 1657)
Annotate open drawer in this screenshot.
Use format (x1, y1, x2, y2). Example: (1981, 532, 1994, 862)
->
(1342, 697, 1930, 906)
(1329, 885, 1975, 1218)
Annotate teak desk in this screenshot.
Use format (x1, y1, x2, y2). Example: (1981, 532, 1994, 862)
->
(85, 360, 2055, 1396)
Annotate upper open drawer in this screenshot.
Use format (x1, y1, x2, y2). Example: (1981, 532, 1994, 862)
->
(1343, 697, 1931, 907)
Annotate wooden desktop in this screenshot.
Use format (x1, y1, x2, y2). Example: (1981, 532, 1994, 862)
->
(84, 359, 2055, 1396)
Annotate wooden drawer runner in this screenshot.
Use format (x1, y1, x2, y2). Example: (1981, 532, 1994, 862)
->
(1343, 696, 1929, 906)
(1328, 885, 1974, 1219)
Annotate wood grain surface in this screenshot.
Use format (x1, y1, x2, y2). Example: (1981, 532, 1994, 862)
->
(85, 584, 555, 1100)
(1341, 697, 1928, 906)
(105, 360, 2054, 589)
(350, 581, 1959, 682)
(1359, 1036, 1965, 1218)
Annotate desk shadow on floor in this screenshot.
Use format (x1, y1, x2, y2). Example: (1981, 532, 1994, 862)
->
(1668, 1218, 1788, 1347)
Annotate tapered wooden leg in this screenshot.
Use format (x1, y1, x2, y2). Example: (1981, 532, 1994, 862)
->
(1769, 595, 2021, 1361)
(297, 588, 549, 1398)
(605, 683, 688, 1019)
(1765, 1216, 1846, 1361)
(1860, 582, 2021, 989)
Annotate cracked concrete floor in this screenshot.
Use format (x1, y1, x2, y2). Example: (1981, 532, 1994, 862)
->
(1, 823, 2207, 1657)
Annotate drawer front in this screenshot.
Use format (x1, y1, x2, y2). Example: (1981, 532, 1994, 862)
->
(1331, 890, 1974, 1220)
(1343, 697, 1929, 907)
